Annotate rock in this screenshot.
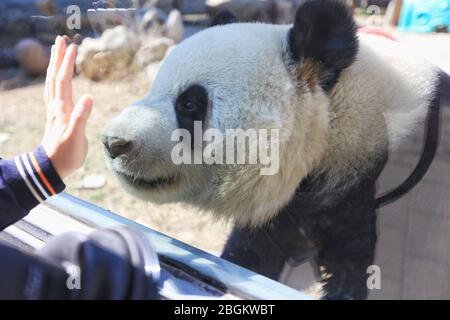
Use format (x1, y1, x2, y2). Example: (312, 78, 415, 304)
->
(139, 7, 167, 37)
(164, 44, 176, 58)
(134, 37, 175, 68)
(101, 25, 141, 52)
(139, 8, 184, 43)
(145, 61, 162, 84)
(164, 9, 184, 43)
(76, 25, 141, 81)
(81, 175, 106, 189)
(143, 40, 176, 83)
(14, 38, 49, 76)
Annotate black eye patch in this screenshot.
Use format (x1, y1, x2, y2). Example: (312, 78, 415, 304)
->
(175, 84, 209, 137)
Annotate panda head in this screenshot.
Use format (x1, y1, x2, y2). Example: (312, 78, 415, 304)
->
(103, 0, 358, 226)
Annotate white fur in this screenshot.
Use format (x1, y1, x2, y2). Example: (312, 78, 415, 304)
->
(104, 23, 439, 226)
(320, 34, 438, 189)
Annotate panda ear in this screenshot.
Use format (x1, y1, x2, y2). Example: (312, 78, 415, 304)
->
(288, 0, 358, 91)
(210, 9, 239, 27)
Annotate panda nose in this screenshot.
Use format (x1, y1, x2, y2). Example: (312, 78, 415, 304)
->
(103, 136, 134, 159)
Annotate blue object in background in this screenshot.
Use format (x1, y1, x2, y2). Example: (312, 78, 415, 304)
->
(398, 0, 450, 32)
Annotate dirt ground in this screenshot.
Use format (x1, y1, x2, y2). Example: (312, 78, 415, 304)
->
(0, 70, 232, 254)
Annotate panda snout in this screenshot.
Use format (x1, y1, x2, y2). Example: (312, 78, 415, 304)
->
(103, 103, 177, 175)
(102, 135, 136, 159)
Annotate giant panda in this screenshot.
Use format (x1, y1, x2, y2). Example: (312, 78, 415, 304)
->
(102, 0, 448, 299)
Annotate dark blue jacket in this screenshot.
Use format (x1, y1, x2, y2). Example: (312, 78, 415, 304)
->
(0, 146, 65, 230)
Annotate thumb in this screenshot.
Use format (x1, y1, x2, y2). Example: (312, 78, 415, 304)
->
(67, 94, 93, 137)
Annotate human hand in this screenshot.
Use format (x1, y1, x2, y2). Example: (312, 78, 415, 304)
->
(41, 35, 93, 179)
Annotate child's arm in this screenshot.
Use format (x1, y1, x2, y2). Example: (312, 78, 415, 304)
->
(0, 147, 65, 230)
(0, 36, 93, 230)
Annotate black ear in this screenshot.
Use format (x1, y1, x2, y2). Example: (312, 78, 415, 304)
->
(210, 9, 238, 27)
(288, 0, 358, 91)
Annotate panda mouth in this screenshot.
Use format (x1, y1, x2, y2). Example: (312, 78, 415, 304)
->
(116, 171, 178, 190)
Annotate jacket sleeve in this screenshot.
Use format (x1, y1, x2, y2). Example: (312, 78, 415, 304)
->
(0, 146, 65, 230)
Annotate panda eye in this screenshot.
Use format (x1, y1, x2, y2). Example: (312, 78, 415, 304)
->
(183, 101, 196, 111)
(175, 84, 209, 134)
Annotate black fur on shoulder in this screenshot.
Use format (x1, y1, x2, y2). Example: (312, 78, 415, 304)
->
(288, 0, 358, 92)
(210, 9, 239, 27)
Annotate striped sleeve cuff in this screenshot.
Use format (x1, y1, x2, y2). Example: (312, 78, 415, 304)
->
(2, 146, 65, 212)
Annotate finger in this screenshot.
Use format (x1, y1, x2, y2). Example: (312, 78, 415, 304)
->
(73, 34, 83, 45)
(51, 36, 67, 100)
(54, 35, 67, 74)
(44, 44, 55, 105)
(63, 35, 72, 46)
(67, 95, 93, 138)
(55, 44, 77, 111)
(46, 37, 59, 79)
